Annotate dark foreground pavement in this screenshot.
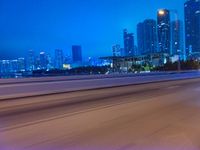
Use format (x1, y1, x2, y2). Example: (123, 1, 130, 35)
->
(0, 78, 200, 149)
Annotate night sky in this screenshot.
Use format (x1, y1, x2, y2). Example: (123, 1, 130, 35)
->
(0, 0, 185, 59)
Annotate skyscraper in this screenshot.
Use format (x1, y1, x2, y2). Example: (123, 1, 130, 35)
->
(112, 44, 122, 56)
(123, 29, 135, 56)
(144, 19, 157, 55)
(27, 50, 35, 71)
(137, 19, 157, 55)
(54, 49, 64, 69)
(137, 23, 145, 55)
(10, 60, 18, 72)
(184, 0, 200, 56)
(46, 53, 54, 70)
(0, 60, 11, 73)
(171, 20, 183, 55)
(39, 52, 47, 70)
(72, 45, 82, 63)
(17, 58, 26, 72)
(157, 9, 171, 54)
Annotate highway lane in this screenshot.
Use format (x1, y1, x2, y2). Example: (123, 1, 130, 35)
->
(1, 78, 200, 149)
(1, 71, 200, 99)
(0, 71, 196, 85)
(0, 72, 172, 85)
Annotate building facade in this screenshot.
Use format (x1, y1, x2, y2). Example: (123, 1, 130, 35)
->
(112, 44, 122, 56)
(17, 58, 26, 72)
(54, 49, 64, 69)
(144, 19, 157, 55)
(171, 20, 184, 55)
(39, 52, 47, 70)
(137, 19, 157, 55)
(157, 9, 171, 54)
(27, 50, 35, 71)
(137, 23, 145, 55)
(184, 0, 200, 56)
(72, 45, 82, 63)
(123, 29, 135, 56)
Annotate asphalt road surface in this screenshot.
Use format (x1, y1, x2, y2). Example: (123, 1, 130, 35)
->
(1, 71, 200, 99)
(1, 78, 200, 150)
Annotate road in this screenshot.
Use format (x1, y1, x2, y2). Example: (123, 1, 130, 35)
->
(0, 78, 200, 149)
(1, 71, 200, 99)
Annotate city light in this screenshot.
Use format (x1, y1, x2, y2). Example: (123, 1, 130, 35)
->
(158, 9, 165, 15)
(1, 1, 200, 150)
(0, 1, 199, 76)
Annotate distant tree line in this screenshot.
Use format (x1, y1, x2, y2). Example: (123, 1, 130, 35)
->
(155, 60, 200, 71)
(31, 66, 110, 77)
(129, 60, 200, 72)
(130, 63, 153, 73)
(30, 60, 200, 77)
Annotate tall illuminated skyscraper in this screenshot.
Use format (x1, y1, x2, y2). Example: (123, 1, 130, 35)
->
(184, 0, 200, 56)
(17, 58, 26, 72)
(157, 9, 171, 54)
(0, 60, 11, 73)
(171, 20, 183, 55)
(54, 49, 64, 69)
(123, 29, 135, 56)
(10, 60, 18, 72)
(27, 50, 35, 71)
(137, 19, 157, 55)
(137, 23, 145, 55)
(39, 52, 47, 70)
(46, 53, 54, 70)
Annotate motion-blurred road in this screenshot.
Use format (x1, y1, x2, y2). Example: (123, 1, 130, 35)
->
(1, 71, 200, 99)
(1, 77, 200, 150)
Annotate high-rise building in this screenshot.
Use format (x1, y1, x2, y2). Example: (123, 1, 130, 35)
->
(64, 55, 72, 64)
(120, 48, 125, 56)
(144, 19, 157, 55)
(39, 52, 47, 70)
(137, 23, 145, 55)
(27, 50, 35, 71)
(184, 0, 200, 56)
(0, 60, 11, 73)
(54, 49, 64, 69)
(72, 45, 82, 63)
(157, 9, 171, 54)
(112, 44, 122, 56)
(10, 60, 18, 72)
(171, 20, 184, 55)
(123, 29, 135, 56)
(134, 45, 139, 56)
(46, 53, 54, 70)
(17, 58, 25, 72)
(35, 56, 40, 70)
(137, 19, 157, 55)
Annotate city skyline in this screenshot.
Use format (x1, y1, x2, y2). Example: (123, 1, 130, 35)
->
(1, 1, 200, 149)
(0, 0, 185, 59)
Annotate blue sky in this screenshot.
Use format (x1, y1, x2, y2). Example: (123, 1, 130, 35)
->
(0, 0, 185, 59)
